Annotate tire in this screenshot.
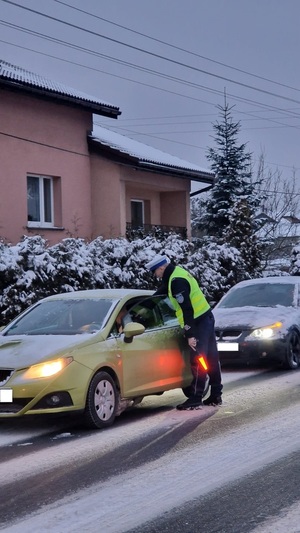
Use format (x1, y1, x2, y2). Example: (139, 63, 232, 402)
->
(284, 331, 300, 370)
(84, 371, 119, 429)
(182, 374, 210, 399)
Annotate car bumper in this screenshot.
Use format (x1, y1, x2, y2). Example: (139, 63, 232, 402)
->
(0, 360, 91, 417)
(217, 338, 287, 365)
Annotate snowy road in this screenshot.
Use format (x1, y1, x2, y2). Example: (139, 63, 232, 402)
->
(0, 368, 260, 448)
(0, 367, 299, 532)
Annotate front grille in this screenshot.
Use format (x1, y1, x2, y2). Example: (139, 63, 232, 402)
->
(215, 329, 243, 340)
(0, 369, 14, 385)
(0, 398, 33, 414)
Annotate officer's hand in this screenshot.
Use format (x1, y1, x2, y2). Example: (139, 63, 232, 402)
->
(188, 337, 197, 351)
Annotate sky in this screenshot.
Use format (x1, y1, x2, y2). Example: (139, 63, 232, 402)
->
(2, 0, 300, 186)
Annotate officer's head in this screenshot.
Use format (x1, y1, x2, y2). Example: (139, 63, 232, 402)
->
(145, 255, 169, 279)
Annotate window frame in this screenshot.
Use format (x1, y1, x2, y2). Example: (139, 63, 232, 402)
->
(27, 174, 54, 228)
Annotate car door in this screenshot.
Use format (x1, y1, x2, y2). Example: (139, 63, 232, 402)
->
(118, 296, 191, 397)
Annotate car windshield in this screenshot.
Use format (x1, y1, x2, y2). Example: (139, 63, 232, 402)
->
(217, 283, 296, 309)
(3, 298, 114, 336)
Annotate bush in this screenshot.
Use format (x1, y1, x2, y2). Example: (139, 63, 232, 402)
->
(0, 234, 253, 326)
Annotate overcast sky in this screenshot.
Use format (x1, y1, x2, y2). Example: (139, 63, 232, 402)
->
(2, 0, 300, 183)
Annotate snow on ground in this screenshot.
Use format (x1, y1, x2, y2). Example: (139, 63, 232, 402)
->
(2, 401, 299, 533)
(0, 370, 299, 533)
(252, 500, 300, 533)
(0, 369, 261, 447)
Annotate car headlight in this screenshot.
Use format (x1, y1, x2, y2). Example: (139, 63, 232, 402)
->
(250, 321, 282, 339)
(23, 357, 73, 379)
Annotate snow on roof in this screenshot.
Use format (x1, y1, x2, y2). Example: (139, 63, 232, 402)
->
(90, 124, 214, 178)
(0, 59, 120, 115)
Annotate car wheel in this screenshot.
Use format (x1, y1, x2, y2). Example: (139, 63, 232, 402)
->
(84, 371, 119, 429)
(284, 331, 300, 370)
(182, 374, 210, 398)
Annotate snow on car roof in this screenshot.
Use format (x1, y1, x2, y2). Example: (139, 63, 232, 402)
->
(231, 276, 300, 288)
(43, 289, 153, 301)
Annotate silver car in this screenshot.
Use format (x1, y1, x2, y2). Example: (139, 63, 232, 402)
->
(213, 276, 300, 370)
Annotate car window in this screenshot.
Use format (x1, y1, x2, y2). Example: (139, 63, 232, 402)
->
(4, 299, 114, 336)
(109, 296, 179, 337)
(126, 300, 163, 330)
(218, 283, 296, 309)
(125, 296, 178, 330)
(155, 297, 178, 326)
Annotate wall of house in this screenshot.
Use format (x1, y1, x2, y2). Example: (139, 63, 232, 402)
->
(123, 167, 191, 235)
(89, 156, 191, 239)
(90, 156, 124, 239)
(0, 89, 93, 245)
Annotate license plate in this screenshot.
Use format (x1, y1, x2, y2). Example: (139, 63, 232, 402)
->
(217, 342, 239, 352)
(0, 389, 13, 402)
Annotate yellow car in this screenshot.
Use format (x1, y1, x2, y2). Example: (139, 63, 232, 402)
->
(0, 289, 206, 429)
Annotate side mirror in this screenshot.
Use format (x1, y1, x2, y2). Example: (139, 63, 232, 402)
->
(123, 322, 145, 343)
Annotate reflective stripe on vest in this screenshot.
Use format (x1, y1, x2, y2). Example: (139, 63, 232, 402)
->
(168, 266, 210, 327)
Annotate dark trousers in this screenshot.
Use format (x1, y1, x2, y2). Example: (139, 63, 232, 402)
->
(188, 310, 223, 398)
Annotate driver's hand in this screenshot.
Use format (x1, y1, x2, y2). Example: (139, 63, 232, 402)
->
(80, 324, 91, 332)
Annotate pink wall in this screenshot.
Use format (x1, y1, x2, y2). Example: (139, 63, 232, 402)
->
(90, 156, 123, 239)
(0, 90, 93, 245)
(1, 88, 193, 245)
(90, 156, 191, 238)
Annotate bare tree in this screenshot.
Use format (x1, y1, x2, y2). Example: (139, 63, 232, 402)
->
(255, 152, 300, 268)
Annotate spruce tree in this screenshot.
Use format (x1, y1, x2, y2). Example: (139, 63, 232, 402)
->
(203, 100, 259, 239)
(224, 199, 262, 276)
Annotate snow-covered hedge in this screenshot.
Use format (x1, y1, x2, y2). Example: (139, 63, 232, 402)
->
(290, 243, 300, 275)
(0, 234, 248, 326)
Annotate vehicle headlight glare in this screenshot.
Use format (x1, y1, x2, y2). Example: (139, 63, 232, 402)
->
(252, 328, 274, 339)
(24, 357, 73, 379)
(251, 321, 282, 340)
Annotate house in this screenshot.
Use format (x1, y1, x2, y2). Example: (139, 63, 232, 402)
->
(0, 59, 214, 245)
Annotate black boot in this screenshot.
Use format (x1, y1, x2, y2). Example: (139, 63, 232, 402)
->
(176, 397, 203, 410)
(203, 395, 222, 406)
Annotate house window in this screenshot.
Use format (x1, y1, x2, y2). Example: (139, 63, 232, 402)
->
(27, 175, 54, 227)
(131, 200, 144, 228)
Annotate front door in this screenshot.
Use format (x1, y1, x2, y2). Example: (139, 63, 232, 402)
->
(131, 200, 144, 229)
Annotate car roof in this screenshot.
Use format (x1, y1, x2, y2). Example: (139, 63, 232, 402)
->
(42, 289, 154, 302)
(234, 276, 300, 288)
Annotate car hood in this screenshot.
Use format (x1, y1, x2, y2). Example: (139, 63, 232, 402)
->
(0, 334, 102, 369)
(213, 305, 298, 329)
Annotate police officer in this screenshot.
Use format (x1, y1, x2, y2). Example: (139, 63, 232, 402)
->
(146, 255, 223, 410)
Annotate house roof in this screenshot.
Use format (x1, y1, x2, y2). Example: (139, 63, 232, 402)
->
(0, 59, 121, 119)
(89, 125, 214, 183)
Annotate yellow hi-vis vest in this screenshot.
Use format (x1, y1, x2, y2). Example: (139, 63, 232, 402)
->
(168, 266, 210, 328)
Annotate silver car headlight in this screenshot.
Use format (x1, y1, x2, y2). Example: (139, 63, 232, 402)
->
(250, 321, 283, 340)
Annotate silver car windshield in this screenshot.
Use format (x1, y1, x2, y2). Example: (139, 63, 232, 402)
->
(218, 283, 296, 309)
(3, 299, 115, 336)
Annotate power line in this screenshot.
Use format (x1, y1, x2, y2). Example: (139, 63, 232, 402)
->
(1, 0, 300, 173)
(92, 122, 300, 172)
(53, 0, 300, 97)
(2, 25, 300, 127)
(2, 0, 300, 106)
(3, 15, 300, 132)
